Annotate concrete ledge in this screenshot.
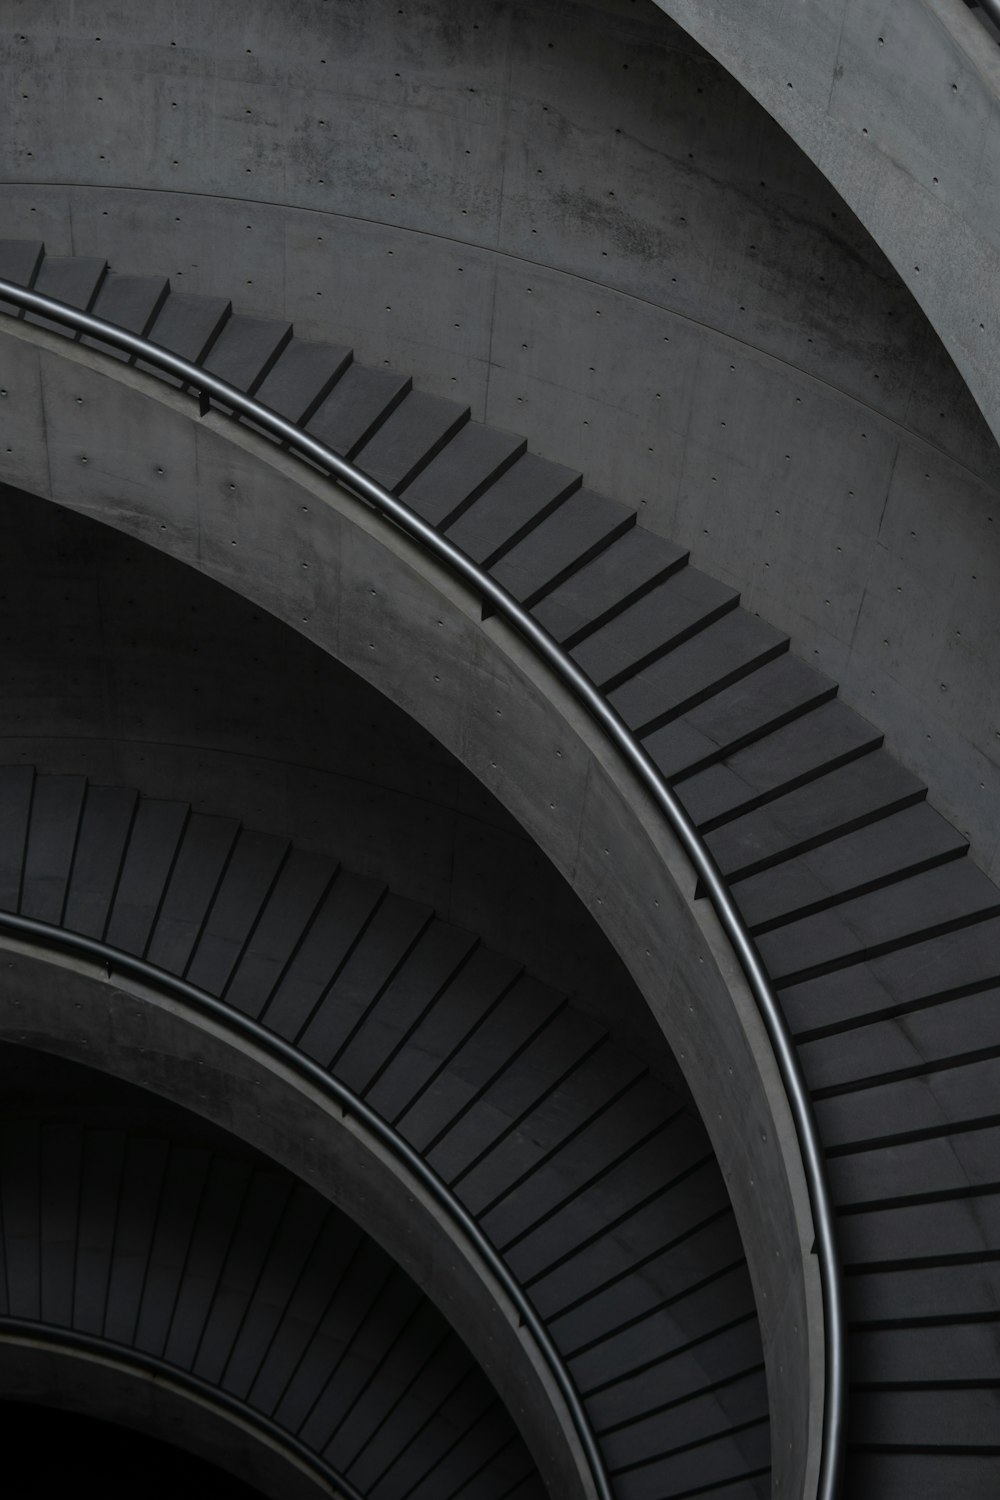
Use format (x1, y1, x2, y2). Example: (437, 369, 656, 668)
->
(0, 938, 598, 1499)
(0, 311, 823, 1496)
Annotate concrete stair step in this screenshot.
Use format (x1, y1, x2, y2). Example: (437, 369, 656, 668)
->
(25, 253, 107, 334)
(490, 487, 634, 606)
(401, 420, 526, 528)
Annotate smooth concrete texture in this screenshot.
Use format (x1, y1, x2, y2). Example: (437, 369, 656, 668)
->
(0, 484, 649, 1053)
(651, 0, 1000, 443)
(0, 306, 820, 1496)
(2, 0, 999, 879)
(0, 942, 596, 1500)
(0, 1337, 330, 1500)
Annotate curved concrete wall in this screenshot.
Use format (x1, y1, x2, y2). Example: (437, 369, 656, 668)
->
(0, 483, 646, 1049)
(0, 310, 822, 1498)
(2, 0, 999, 878)
(0, 943, 592, 1497)
(651, 0, 1000, 444)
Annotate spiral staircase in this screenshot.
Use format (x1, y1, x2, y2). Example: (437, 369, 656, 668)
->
(0, 229, 996, 1499)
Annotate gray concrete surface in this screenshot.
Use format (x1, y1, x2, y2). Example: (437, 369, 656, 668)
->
(0, 483, 651, 1054)
(2, 0, 999, 881)
(0, 942, 598, 1500)
(0, 314, 823, 1499)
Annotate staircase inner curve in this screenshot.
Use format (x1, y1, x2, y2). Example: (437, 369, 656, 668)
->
(0, 242, 999, 1497)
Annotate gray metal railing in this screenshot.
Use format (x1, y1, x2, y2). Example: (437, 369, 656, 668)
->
(0, 277, 846, 1500)
(970, 0, 1000, 37)
(0, 1317, 363, 1499)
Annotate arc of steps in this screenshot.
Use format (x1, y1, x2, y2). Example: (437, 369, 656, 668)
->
(0, 1117, 545, 1500)
(1, 240, 999, 1494)
(0, 766, 770, 1500)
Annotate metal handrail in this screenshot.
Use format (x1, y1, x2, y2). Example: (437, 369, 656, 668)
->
(0, 278, 846, 1500)
(0, 1316, 363, 1499)
(972, 0, 1000, 36)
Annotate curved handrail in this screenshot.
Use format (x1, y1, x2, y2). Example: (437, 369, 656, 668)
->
(0, 277, 846, 1500)
(973, 0, 1000, 36)
(0, 909, 607, 1499)
(0, 1316, 363, 1498)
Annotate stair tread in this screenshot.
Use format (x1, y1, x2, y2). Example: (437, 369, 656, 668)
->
(846, 1450, 1000, 1500)
(847, 1261, 1000, 1324)
(353, 389, 469, 492)
(493, 1099, 703, 1276)
(134, 1144, 214, 1355)
(839, 1187, 1000, 1267)
(103, 1135, 170, 1345)
(25, 255, 106, 332)
(145, 812, 240, 977)
(528, 1158, 729, 1320)
(678, 699, 882, 828)
(425, 1011, 618, 1195)
(850, 1321, 1000, 1384)
(644, 654, 835, 780)
(224, 847, 336, 1019)
(593, 1310, 764, 1457)
(85, 272, 169, 359)
(306, 361, 410, 457)
(297, 893, 434, 1066)
(582, 1318, 763, 1431)
(401, 422, 526, 528)
(706, 751, 924, 880)
(164, 1156, 255, 1368)
(63, 782, 139, 939)
(532, 526, 688, 644)
(826, 1118, 1000, 1203)
(783, 911, 1000, 1036)
(103, 797, 189, 956)
(141, 291, 231, 381)
(0, 765, 34, 911)
(571, 566, 738, 689)
(805, 985, 1000, 1094)
(245, 1213, 363, 1411)
(201, 312, 292, 394)
(259, 869, 385, 1042)
(491, 487, 633, 604)
(815, 1053, 1000, 1148)
(185, 828, 290, 997)
(445, 451, 581, 566)
(192, 1170, 292, 1384)
(272, 1236, 396, 1428)
(736, 803, 968, 931)
(851, 1386, 1000, 1454)
(296, 1272, 427, 1454)
(73, 1129, 127, 1332)
(38, 1123, 81, 1326)
(760, 861, 1000, 985)
(0, 239, 44, 311)
(551, 1212, 744, 1352)
(219, 1183, 331, 1397)
(20, 773, 86, 926)
(361, 945, 523, 1120)
(254, 336, 352, 424)
(609, 610, 788, 733)
(395, 975, 564, 1151)
(333, 919, 479, 1093)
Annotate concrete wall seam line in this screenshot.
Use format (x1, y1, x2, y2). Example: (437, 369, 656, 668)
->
(0, 907, 609, 1500)
(0, 1318, 359, 1500)
(0, 276, 845, 1500)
